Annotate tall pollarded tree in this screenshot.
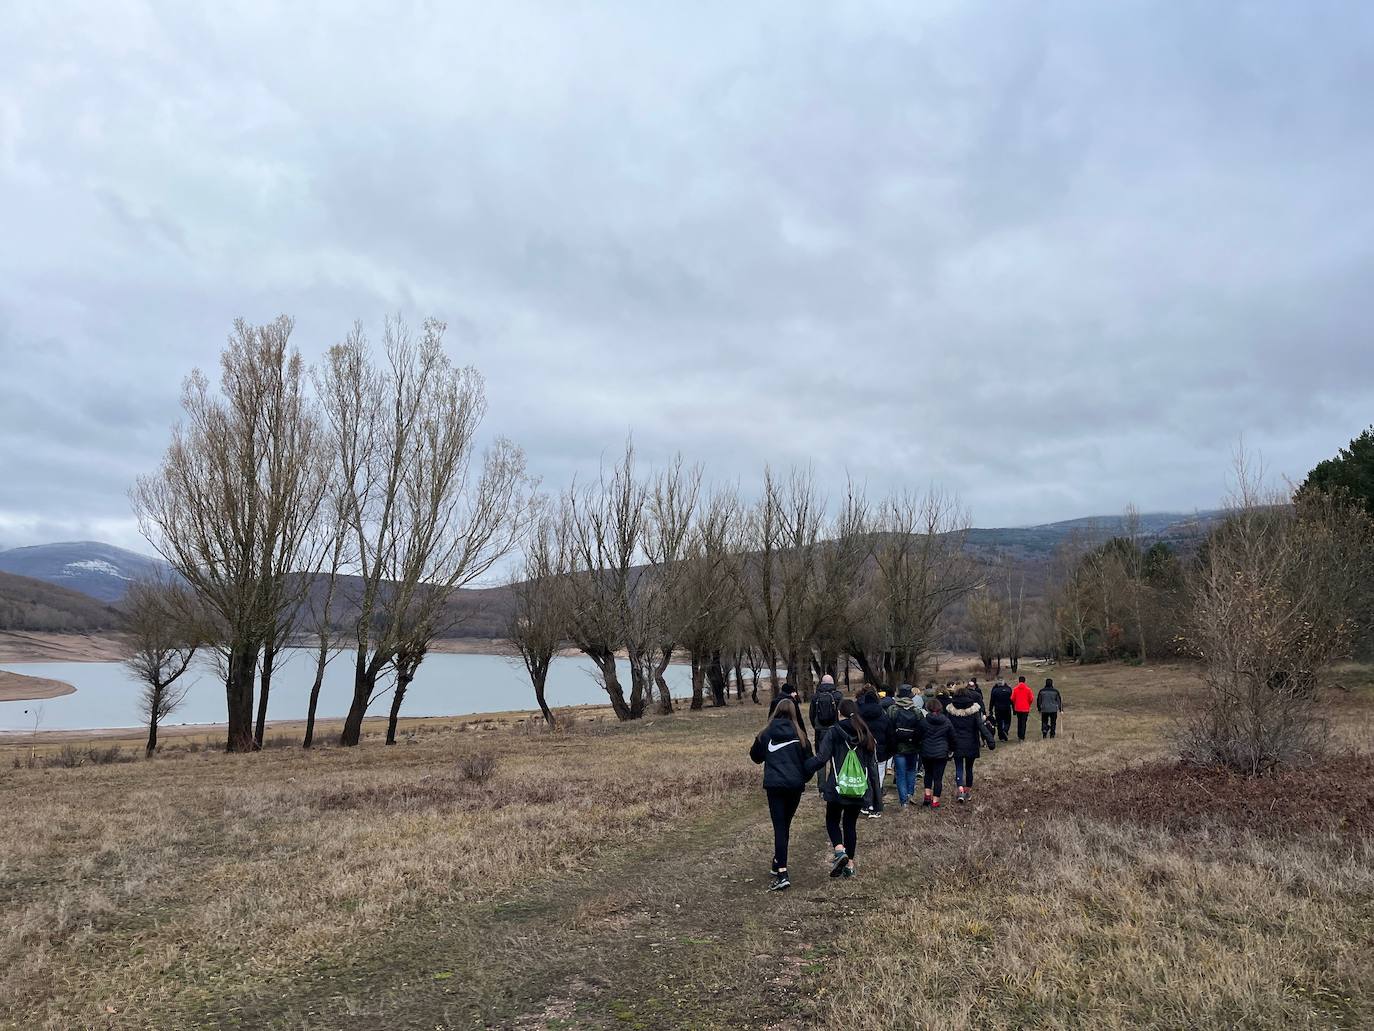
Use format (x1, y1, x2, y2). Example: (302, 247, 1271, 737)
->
(560, 442, 648, 720)
(133, 317, 329, 752)
(319, 316, 533, 747)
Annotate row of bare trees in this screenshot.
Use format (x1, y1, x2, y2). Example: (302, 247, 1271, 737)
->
(508, 445, 986, 723)
(131, 316, 534, 752)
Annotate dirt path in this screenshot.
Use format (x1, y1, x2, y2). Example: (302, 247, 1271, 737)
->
(176, 782, 891, 1029)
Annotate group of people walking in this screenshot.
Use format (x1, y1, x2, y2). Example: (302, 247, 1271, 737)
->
(750, 672, 1064, 891)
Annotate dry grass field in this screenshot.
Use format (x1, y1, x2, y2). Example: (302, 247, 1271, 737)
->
(3, 660, 1373, 1029)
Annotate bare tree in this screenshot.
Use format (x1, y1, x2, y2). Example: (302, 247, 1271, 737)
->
(1180, 459, 1374, 773)
(1121, 504, 1150, 662)
(320, 317, 532, 747)
(638, 458, 702, 713)
(1049, 531, 1093, 662)
(730, 468, 787, 697)
(561, 443, 648, 720)
(967, 590, 1005, 675)
(509, 513, 568, 726)
(675, 487, 738, 709)
(775, 469, 827, 694)
(1002, 558, 1027, 672)
(302, 481, 352, 748)
(850, 489, 980, 689)
(133, 317, 327, 752)
(122, 578, 209, 757)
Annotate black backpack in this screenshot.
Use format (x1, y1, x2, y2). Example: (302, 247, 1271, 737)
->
(892, 705, 922, 744)
(813, 688, 839, 727)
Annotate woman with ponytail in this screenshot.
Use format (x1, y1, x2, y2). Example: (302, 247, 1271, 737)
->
(749, 697, 815, 891)
(804, 697, 876, 880)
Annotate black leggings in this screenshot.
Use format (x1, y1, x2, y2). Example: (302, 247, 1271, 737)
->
(825, 801, 860, 859)
(1042, 712, 1058, 737)
(766, 787, 803, 869)
(1016, 712, 1029, 740)
(923, 758, 948, 796)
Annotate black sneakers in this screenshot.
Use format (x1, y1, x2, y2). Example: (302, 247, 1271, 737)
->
(830, 850, 850, 878)
(768, 872, 791, 892)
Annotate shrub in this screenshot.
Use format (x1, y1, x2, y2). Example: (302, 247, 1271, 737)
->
(457, 752, 498, 785)
(1180, 478, 1374, 774)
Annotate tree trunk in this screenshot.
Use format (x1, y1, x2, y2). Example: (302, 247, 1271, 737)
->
(654, 648, 675, 715)
(533, 665, 554, 725)
(751, 670, 760, 704)
(303, 639, 328, 749)
(627, 661, 648, 719)
(690, 654, 705, 710)
(768, 659, 780, 701)
(145, 706, 159, 758)
(254, 643, 277, 749)
(733, 655, 745, 701)
(850, 648, 884, 693)
(385, 672, 412, 745)
(591, 651, 632, 720)
(225, 642, 259, 753)
(707, 651, 728, 706)
(340, 664, 379, 747)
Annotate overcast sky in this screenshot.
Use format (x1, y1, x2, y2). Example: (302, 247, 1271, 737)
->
(2, 1, 1371, 555)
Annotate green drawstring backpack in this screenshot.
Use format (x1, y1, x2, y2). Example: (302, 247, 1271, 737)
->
(835, 745, 869, 799)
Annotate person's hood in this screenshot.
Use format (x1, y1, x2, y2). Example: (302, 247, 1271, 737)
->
(889, 696, 919, 712)
(923, 711, 950, 729)
(832, 718, 860, 745)
(766, 716, 799, 741)
(948, 699, 982, 718)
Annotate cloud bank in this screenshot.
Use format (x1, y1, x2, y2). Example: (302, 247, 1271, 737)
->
(2, 1, 1371, 552)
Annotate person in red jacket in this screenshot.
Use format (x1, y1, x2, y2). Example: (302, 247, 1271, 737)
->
(1010, 675, 1035, 741)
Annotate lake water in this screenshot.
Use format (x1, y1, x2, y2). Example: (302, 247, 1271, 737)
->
(0, 651, 696, 733)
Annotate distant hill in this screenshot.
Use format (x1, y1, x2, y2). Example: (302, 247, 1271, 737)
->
(0, 570, 122, 633)
(0, 542, 169, 603)
(1, 511, 1223, 639)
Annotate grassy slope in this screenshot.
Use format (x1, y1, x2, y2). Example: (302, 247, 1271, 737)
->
(3, 662, 1373, 1030)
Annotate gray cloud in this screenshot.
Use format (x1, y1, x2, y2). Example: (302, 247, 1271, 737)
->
(1, 0, 1372, 555)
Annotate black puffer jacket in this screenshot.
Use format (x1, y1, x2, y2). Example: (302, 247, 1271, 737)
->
(805, 719, 875, 805)
(990, 682, 1013, 714)
(856, 694, 892, 762)
(749, 716, 815, 790)
(917, 711, 954, 761)
(947, 694, 996, 758)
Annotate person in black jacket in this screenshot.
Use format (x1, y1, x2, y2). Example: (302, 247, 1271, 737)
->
(947, 687, 996, 803)
(917, 698, 954, 808)
(1037, 678, 1063, 738)
(808, 674, 843, 734)
(990, 678, 1013, 742)
(767, 682, 800, 717)
(804, 698, 876, 879)
(856, 688, 890, 818)
(749, 698, 815, 891)
(968, 678, 986, 711)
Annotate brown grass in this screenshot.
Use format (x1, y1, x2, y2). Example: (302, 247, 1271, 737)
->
(809, 661, 1374, 1030)
(2, 659, 1372, 1029)
(0, 713, 754, 1030)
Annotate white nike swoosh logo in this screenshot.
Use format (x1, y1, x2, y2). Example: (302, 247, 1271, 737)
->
(767, 740, 797, 752)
